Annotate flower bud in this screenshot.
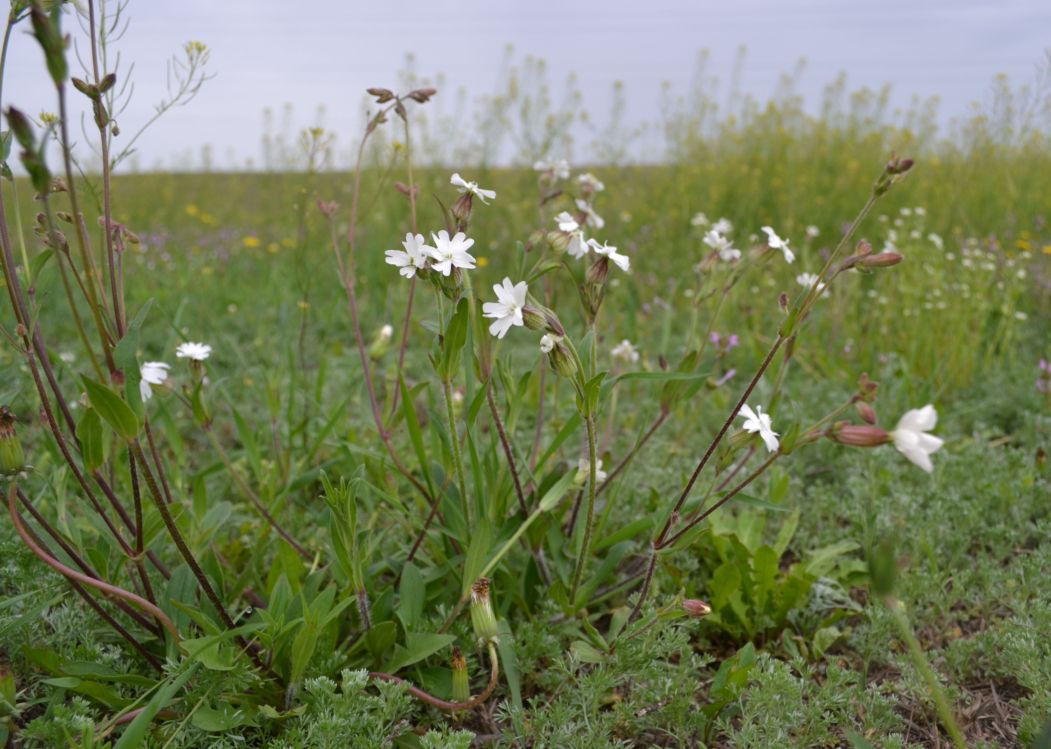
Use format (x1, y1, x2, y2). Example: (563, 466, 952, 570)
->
(366, 87, 395, 103)
(407, 87, 437, 104)
(856, 240, 873, 257)
(858, 252, 903, 268)
(546, 339, 577, 379)
(451, 192, 473, 227)
(450, 646, 470, 702)
(829, 424, 891, 447)
(0, 406, 26, 477)
(855, 401, 878, 424)
(469, 577, 499, 645)
(682, 599, 712, 618)
(586, 256, 609, 286)
(368, 324, 394, 361)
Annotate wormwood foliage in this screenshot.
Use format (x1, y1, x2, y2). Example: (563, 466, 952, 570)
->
(0, 2, 1048, 748)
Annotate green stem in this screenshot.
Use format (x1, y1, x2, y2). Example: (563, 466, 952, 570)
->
(443, 378, 470, 529)
(569, 412, 598, 605)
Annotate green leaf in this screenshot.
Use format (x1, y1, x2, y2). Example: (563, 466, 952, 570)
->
(114, 663, 199, 749)
(461, 519, 492, 595)
(386, 632, 456, 673)
(81, 375, 140, 440)
(75, 407, 106, 472)
(192, 702, 254, 732)
(537, 469, 576, 513)
(397, 562, 425, 630)
(29, 248, 53, 280)
(438, 298, 469, 380)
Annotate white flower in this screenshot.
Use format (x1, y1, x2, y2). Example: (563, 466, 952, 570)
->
(176, 342, 211, 362)
(482, 277, 528, 339)
(738, 403, 779, 453)
(611, 339, 639, 364)
(796, 272, 829, 296)
(428, 230, 477, 276)
(575, 458, 608, 485)
(703, 229, 741, 262)
(587, 238, 629, 271)
(450, 173, 496, 204)
(379, 324, 394, 341)
(761, 226, 795, 264)
(139, 361, 170, 402)
(384, 232, 431, 278)
(58, 351, 76, 364)
(690, 212, 710, 227)
(805, 225, 820, 239)
(555, 211, 589, 258)
(712, 217, 733, 235)
(577, 172, 605, 193)
(534, 159, 570, 180)
(575, 199, 605, 229)
(890, 404, 944, 473)
(539, 333, 561, 353)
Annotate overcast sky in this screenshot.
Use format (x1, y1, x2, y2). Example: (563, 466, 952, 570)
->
(4, 0, 1049, 169)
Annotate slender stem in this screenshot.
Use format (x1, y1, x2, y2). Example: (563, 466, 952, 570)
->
(569, 413, 598, 604)
(485, 381, 528, 516)
(390, 106, 419, 414)
(443, 378, 470, 527)
(368, 642, 499, 712)
(597, 409, 667, 497)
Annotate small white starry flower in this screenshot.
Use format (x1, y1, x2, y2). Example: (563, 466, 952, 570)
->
(575, 458, 608, 485)
(450, 173, 496, 204)
(587, 238, 629, 271)
(555, 211, 589, 258)
(611, 339, 639, 364)
(712, 217, 733, 235)
(796, 272, 829, 296)
(482, 278, 528, 339)
(385, 233, 431, 278)
(690, 212, 710, 227)
(577, 172, 605, 193)
(139, 361, 170, 402)
(379, 324, 394, 341)
(703, 229, 740, 262)
(534, 159, 570, 181)
(805, 225, 820, 239)
(539, 333, 562, 353)
(176, 342, 211, 362)
(575, 199, 605, 229)
(761, 226, 795, 264)
(428, 230, 477, 276)
(890, 405, 944, 473)
(738, 403, 779, 453)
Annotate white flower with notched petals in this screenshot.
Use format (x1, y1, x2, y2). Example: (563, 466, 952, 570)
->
(575, 458, 608, 485)
(690, 212, 710, 227)
(805, 225, 820, 239)
(428, 230, 476, 276)
(384, 233, 430, 278)
(890, 404, 944, 473)
(796, 272, 829, 296)
(713, 217, 733, 235)
(611, 339, 639, 364)
(555, 211, 588, 258)
(450, 173, 496, 204)
(577, 172, 605, 193)
(534, 159, 570, 181)
(761, 226, 795, 264)
(703, 229, 741, 262)
(139, 361, 170, 402)
(587, 238, 629, 271)
(539, 334, 561, 353)
(482, 278, 528, 339)
(575, 199, 605, 229)
(738, 403, 779, 453)
(176, 342, 211, 362)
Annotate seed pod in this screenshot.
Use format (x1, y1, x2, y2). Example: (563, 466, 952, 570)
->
(0, 406, 26, 476)
(450, 646, 470, 702)
(829, 423, 891, 447)
(469, 578, 499, 645)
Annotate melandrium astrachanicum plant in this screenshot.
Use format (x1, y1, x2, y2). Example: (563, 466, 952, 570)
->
(0, 0, 950, 739)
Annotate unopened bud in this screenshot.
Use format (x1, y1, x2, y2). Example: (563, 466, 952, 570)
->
(829, 423, 891, 447)
(99, 72, 117, 94)
(858, 252, 903, 268)
(366, 87, 395, 103)
(682, 598, 711, 618)
(545, 338, 577, 379)
(5, 107, 36, 151)
(0, 406, 26, 476)
(368, 324, 394, 361)
(407, 87, 437, 104)
(451, 191, 473, 227)
(586, 256, 609, 286)
(394, 181, 419, 199)
(450, 646, 470, 702)
(887, 157, 914, 175)
(469, 578, 499, 645)
(856, 240, 873, 257)
(316, 199, 339, 217)
(855, 401, 878, 424)
(779, 292, 790, 313)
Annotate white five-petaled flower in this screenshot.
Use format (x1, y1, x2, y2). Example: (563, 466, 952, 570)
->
(176, 342, 211, 362)
(379, 324, 394, 341)
(738, 403, 779, 453)
(796, 272, 829, 296)
(890, 404, 944, 473)
(482, 278, 528, 339)
(805, 225, 820, 239)
(428, 230, 477, 276)
(555, 211, 588, 258)
(534, 159, 570, 181)
(539, 334, 562, 353)
(384, 233, 431, 278)
(690, 212, 710, 227)
(712, 217, 733, 235)
(450, 173, 496, 204)
(139, 361, 170, 402)
(703, 229, 741, 262)
(611, 339, 639, 364)
(577, 172, 605, 193)
(761, 226, 795, 264)
(575, 198, 605, 229)
(575, 458, 608, 485)
(587, 238, 630, 271)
